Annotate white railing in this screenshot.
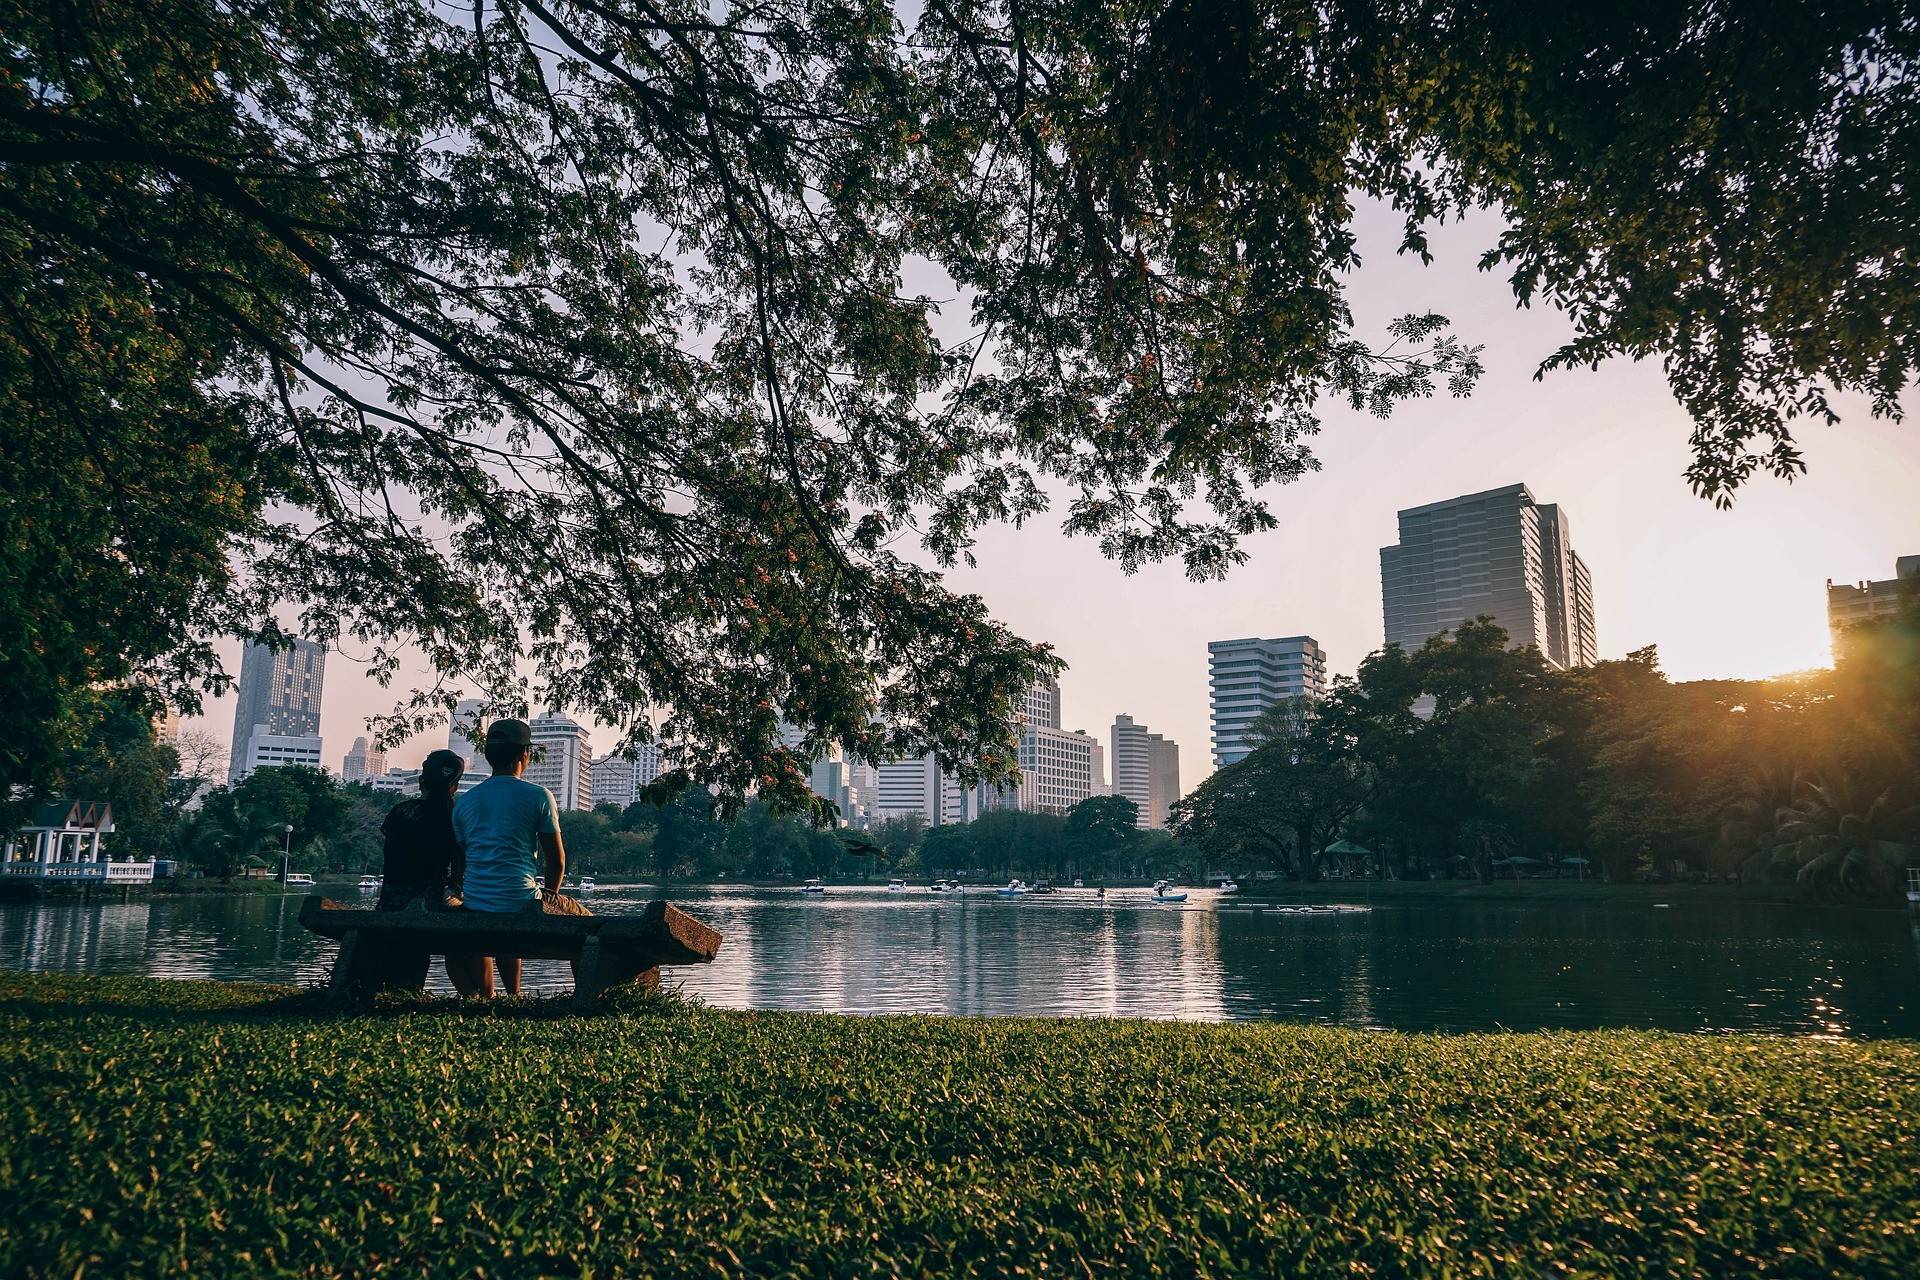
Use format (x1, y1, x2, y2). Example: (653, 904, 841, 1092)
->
(2, 860, 155, 883)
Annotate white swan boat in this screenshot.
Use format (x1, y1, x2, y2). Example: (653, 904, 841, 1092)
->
(995, 879, 1029, 897)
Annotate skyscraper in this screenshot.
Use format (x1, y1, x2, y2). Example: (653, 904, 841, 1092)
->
(1380, 483, 1597, 669)
(873, 754, 951, 826)
(341, 736, 385, 783)
(228, 638, 326, 782)
(527, 711, 594, 811)
(1208, 636, 1327, 767)
(589, 743, 663, 811)
(1110, 714, 1179, 830)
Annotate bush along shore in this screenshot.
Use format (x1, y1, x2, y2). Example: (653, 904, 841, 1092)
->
(2, 974, 1917, 1278)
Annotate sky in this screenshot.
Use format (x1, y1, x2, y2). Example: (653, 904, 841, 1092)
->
(177, 200, 1920, 786)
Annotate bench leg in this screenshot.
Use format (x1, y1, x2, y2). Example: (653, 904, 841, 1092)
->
(329, 928, 432, 999)
(570, 938, 662, 1009)
(328, 930, 363, 999)
(570, 936, 606, 1009)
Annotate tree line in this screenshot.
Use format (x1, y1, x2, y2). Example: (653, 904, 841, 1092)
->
(23, 717, 1181, 883)
(1175, 593, 1920, 903)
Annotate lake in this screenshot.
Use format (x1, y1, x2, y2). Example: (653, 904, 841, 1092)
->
(4, 884, 1917, 1037)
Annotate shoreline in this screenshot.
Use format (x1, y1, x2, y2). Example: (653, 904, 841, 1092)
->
(2, 875, 1901, 913)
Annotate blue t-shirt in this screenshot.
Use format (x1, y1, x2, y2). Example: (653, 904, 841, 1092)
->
(452, 775, 560, 912)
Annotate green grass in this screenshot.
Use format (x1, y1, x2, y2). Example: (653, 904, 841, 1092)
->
(2, 974, 1917, 1278)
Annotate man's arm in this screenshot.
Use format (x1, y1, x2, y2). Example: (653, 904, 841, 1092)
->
(539, 829, 565, 895)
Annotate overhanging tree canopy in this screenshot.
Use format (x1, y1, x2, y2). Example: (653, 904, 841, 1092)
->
(3, 0, 1914, 808)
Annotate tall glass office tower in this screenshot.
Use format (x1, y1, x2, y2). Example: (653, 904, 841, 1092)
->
(1380, 483, 1597, 669)
(227, 638, 326, 782)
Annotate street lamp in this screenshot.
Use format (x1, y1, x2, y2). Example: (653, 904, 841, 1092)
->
(279, 824, 294, 884)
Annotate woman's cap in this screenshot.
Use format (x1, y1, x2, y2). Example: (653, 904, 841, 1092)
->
(422, 749, 467, 785)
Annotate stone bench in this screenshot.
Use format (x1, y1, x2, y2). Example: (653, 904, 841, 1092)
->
(298, 894, 722, 1008)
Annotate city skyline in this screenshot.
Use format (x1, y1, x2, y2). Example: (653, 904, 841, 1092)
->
(174, 203, 1919, 791)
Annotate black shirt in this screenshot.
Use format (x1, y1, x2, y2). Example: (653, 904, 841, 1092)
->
(380, 797, 461, 896)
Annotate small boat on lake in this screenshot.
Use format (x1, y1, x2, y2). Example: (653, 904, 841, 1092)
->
(577, 875, 599, 893)
(1029, 879, 1056, 894)
(928, 879, 957, 893)
(799, 878, 826, 895)
(285, 873, 316, 889)
(1151, 880, 1187, 903)
(887, 878, 906, 892)
(995, 879, 1029, 897)
(1216, 880, 1239, 894)
(1072, 878, 1084, 888)
(356, 874, 381, 893)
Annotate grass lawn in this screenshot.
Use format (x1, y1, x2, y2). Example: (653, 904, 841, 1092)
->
(2, 974, 1917, 1278)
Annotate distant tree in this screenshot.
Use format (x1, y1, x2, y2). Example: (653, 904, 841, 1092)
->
(919, 824, 977, 879)
(871, 815, 929, 864)
(1769, 767, 1920, 902)
(169, 729, 226, 785)
(1063, 795, 1139, 877)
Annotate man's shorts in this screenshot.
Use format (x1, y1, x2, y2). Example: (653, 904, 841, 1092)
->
(460, 891, 592, 917)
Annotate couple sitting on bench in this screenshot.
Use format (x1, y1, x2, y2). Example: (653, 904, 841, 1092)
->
(379, 716, 589, 996)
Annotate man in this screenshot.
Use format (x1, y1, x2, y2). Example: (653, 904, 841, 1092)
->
(378, 748, 485, 996)
(451, 717, 590, 996)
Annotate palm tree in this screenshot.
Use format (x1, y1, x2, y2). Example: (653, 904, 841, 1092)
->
(1770, 770, 1920, 901)
(1715, 764, 1799, 883)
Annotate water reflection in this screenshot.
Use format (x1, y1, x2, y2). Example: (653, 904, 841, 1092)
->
(3, 887, 1917, 1037)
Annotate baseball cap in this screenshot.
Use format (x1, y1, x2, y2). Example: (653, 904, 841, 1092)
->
(422, 749, 466, 786)
(485, 718, 533, 750)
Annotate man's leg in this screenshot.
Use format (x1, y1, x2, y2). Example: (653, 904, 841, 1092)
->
(496, 956, 522, 995)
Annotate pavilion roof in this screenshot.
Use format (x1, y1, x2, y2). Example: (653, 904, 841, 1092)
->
(22, 800, 114, 832)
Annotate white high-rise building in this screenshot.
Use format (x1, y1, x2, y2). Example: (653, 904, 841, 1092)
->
(228, 638, 326, 783)
(1110, 714, 1180, 830)
(526, 712, 593, 811)
(588, 743, 662, 811)
(1380, 483, 1597, 670)
(341, 736, 386, 783)
(979, 676, 1106, 816)
(1013, 727, 1105, 813)
(873, 754, 978, 826)
(1208, 636, 1327, 767)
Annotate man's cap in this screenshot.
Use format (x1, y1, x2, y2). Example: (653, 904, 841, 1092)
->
(422, 749, 466, 785)
(485, 718, 533, 750)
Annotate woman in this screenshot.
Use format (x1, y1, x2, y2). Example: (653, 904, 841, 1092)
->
(378, 748, 485, 994)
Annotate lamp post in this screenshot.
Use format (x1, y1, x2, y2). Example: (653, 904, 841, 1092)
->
(279, 824, 294, 884)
